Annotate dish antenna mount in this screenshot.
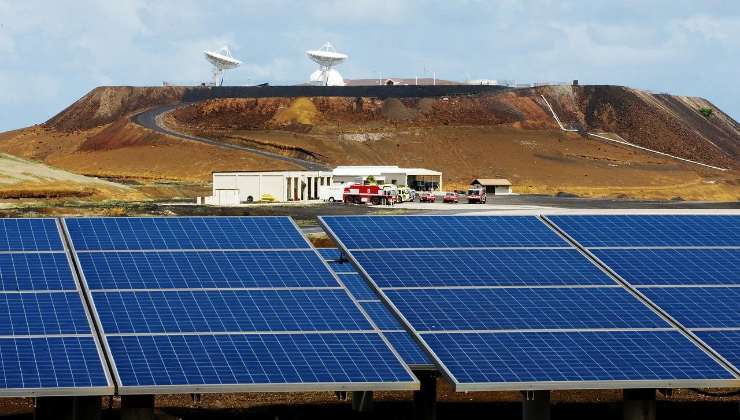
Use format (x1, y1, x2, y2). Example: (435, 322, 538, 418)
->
(204, 46, 242, 86)
(306, 42, 348, 86)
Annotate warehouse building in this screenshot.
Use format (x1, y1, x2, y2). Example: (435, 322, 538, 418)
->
(203, 170, 333, 205)
(471, 178, 513, 195)
(332, 166, 442, 191)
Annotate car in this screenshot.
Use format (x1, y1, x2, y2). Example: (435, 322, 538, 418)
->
(443, 192, 459, 203)
(466, 188, 487, 204)
(419, 191, 436, 202)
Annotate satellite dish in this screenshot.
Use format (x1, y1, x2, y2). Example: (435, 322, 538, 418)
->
(204, 46, 242, 86)
(306, 42, 348, 86)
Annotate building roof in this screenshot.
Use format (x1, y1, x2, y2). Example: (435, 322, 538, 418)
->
(332, 166, 442, 177)
(472, 178, 512, 186)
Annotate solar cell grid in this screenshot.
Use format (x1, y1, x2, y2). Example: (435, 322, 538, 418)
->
(383, 332, 434, 366)
(93, 290, 372, 334)
(0, 337, 109, 390)
(338, 274, 379, 301)
(639, 287, 740, 329)
(592, 249, 740, 286)
(385, 287, 669, 332)
(696, 331, 740, 372)
(108, 333, 413, 388)
(317, 248, 343, 261)
(0, 219, 64, 252)
(323, 216, 569, 249)
(327, 259, 360, 274)
(548, 215, 740, 248)
(65, 217, 309, 251)
(424, 331, 736, 387)
(0, 292, 91, 335)
(77, 250, 338, 290)
(361, 301, 405, 330)
(0, 253, 77, 291)
(352, 249, 615, 288)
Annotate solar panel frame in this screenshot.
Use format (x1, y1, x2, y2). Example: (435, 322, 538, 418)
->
(64, 216, 419, 394)
(0, 218, 113, 397)
(320, 214, 740, 391)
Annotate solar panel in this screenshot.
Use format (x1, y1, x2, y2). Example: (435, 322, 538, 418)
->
(384, 332, 434, 366)
(322, 216, 569, 249)
(321, 215, 740, 390)
(547, 214, 740, 378)
(108, 333, 414, 391)
(548, 215, 740, 247)
(640, 287, 740, 329)
(0, 219, 64, 251)
(385, 287, 669, 332)
(696, 331, 740, 373)
(65, 217, 310, 251)
(65, 216, 417, 393)
(327, 259, 360, 274)
(352, 249, 615, 287)
(592, 249, 740, 285)
(424, 331, 735, 389)
(317, 248, 343, 261)
(338, 274, 379, 301)
(77, 251, 338, 289)
(361, 301, 405, 330)
(93, 290, 372, 333)
(0, 218, 111, 396)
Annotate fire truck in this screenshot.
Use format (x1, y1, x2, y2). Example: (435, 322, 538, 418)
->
(343, 184, 397, 205)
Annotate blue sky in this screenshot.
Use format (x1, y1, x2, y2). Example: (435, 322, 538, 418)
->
(1, 1, 738, 131)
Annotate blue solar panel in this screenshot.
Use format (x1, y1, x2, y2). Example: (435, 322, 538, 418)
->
(424, 331, 736, 385)
(93, 290, 372, 334)
(639, 287, 740, 329)
(108, 333, 414, 387)
(593, 249, 740, 285)
(0, 253, 77, 291)
(352, 249, 615, 287)
(0, 219, 63, 252)
(76, 250, 338, 289)
(0, 337, 108, 389)
(385, 288, 668, 331)
(317, 248, 343, 260)
(384, 332, 433, 366)
(338, 274, 379, 301)
(549, 215, 740, 247)
(65, 217, 309, 251)
(696, 331, 740, 372)
(327, 259, 359, 274)
(361, 301, 405, 330)
(0, 292, 90, 335)
(322, 216, 568, 249)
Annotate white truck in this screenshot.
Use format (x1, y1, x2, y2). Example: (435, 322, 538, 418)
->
(320, 183, 351, 202)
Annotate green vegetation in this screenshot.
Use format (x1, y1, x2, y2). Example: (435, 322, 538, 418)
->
(365, 175, 376, 185)
(698, 107, 713, 118)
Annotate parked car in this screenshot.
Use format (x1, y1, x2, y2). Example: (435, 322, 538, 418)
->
(443, 192, 459, 203)
(419, 191, 436, 202)
(466, 188, 487, 204)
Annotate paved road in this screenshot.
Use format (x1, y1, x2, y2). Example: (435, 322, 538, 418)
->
(133, 104, 330, 171)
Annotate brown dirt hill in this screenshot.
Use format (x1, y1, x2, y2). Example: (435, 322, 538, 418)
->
(46, 86, 185, 132)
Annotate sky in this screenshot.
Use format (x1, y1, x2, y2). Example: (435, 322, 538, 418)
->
(0, 0, 739, 132)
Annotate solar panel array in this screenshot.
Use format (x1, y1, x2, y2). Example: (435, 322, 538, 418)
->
(0, 219, 111, 396)
(321, 215, 739, 391)
(65, 217, 417, 394)
(316, 249, 434, 367)
(548, 214, 740, 376)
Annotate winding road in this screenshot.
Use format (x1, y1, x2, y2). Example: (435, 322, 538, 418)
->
(133, 103, 330, 171)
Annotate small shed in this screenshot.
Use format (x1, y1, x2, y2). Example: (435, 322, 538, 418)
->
(471, 178, 513, 195)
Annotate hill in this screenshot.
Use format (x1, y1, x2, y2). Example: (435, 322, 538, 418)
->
(0, 84, 738, 201)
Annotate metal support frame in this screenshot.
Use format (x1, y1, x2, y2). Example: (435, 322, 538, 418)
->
(34, 396, 101, 420)
(413, 372, 438, 420)
(120, 394, 155, 420)
(522, 390, 550, 420)
(351, 391, 374, 412)
(623, 389, 656, 420)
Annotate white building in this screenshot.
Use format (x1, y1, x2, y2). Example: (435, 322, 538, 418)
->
(332, 166, 442, 191)
(203, 171, 333, 205)
(471, 178, 513, 195)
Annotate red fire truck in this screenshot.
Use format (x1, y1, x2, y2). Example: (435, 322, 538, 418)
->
(343, 184, 397, 205)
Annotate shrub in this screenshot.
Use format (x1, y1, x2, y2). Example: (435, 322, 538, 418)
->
(698, 107, 713, 118)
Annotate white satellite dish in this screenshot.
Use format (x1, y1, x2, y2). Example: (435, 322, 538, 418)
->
(306, 42, 348, 86)
(204, 46, 242, 86)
